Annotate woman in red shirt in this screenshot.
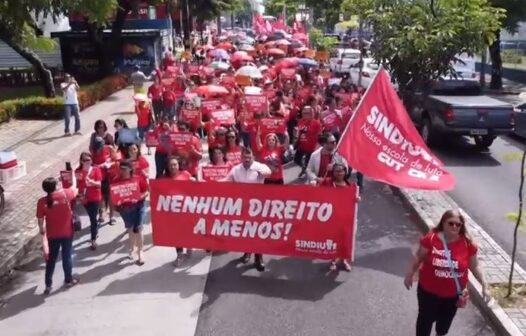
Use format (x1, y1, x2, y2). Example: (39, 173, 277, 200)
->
(294, 105, 322, 178)
(113, 160, 149, 265)
(135, 100, 153, 153)
(404, 210, 488, 336)
(75, 152, 102, 250)
(127, 143, 149, 182)
(257, 133, 285, 184)
(148, 78, 164, 121)
(37, 177, 79, 294)
(225, 130, 242, 166)
(320, 163, 353, 271)
(163, 157, 195, 266)
(154, 117, 177, 178)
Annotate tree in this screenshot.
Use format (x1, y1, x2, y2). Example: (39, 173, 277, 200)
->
(487, 0, 526, 89)
(265, 0, 344, 31)
(0, 1, 64, 97)
(341, 0, 504, 92)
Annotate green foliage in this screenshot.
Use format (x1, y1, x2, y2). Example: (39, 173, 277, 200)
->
(502, 50, 524, 64)
(342, 0, 505, 91)
(264, 0, 344, 30)
(309, 28, 338, 52)
(507, 212, 526, 226)
(0, 74, 129, 123)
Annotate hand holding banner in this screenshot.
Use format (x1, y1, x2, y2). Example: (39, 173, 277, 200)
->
(336, 68, 455, 190)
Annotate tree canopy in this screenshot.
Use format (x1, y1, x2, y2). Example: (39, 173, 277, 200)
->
(341, 0, 504, 91)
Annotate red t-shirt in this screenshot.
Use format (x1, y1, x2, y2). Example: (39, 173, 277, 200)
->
(318, 152, 332, 178)
(155, 125, 177, 154)
(75, 166, 103, 203)
(186, 136, 202, 177)
(148, 84, 163, 101)
(131, 156, 150, 181)
(172, 170, 193, 180)
(112, 176, 148, 207)
(136, 105, 152, 128)
(36, 188, 76, 239)
(91, 146, 111, 166)
(418, 231, 478, 298)
(163, 90, 177, 108)
(226, 146, 242, 166)
(259, 146, 284, 181)
(297, 118, 322, 152)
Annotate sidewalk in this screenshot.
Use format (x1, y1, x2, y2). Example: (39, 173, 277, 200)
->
(0, 87, 137, 280)
(399, 188, 526, 336)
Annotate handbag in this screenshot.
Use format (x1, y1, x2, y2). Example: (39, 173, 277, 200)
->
(439, 232, 469, 308)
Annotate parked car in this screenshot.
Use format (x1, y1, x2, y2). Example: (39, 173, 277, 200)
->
(514, 102, 526, 138)
(329, 48, 362, 74)
(403, 80, 515, 148)
(349, 58, 380, 86)
(441, 55, 478, 81)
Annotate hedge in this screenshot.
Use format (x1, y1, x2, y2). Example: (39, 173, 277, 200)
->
(0, 74, 129, 123)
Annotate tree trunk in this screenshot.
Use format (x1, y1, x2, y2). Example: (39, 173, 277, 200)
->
(0, 32, 55, 97)
(508, 148, 526, 297)
(86, 22, 109, 79)
(109, 0, 133, 74)
(480, 49, 487, 88)
(489, 30, 503, 90)
(231, 12, 235, 29)
(181, 0, 191, 50)
(217, 16, 222, 36)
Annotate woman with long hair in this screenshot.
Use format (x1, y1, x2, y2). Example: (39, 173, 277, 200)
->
(112, 160, 149, 265)
(37, 177, 79, 294)
(320, 163, 353, 271)
(198, 146, 230, 182)
(89, 120, 114, 152)
(163, 157, 195, 266)
(75, 152, 102, 250)
(404, 210, 489, 336)
(127, 143, 149, 182)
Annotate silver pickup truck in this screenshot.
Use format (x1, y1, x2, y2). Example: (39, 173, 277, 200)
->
(404, 80, 515, 148)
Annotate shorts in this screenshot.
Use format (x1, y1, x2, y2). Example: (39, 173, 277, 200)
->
(118, 201, 146, 232)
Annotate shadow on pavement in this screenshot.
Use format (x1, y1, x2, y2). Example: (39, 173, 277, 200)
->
(352, 246, 413, 278)
(432, 137, 501, 167)
(111, 111, 135, 116)
(29, 134, 70, 146)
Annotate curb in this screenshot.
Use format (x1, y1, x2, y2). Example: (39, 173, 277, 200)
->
(391, 186, 524, 336)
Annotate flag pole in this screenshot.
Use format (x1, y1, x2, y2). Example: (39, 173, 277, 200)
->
(334, 65, 385, 152)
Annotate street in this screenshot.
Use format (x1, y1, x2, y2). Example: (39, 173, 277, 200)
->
(435, 135, 526, 268)
(0, 161, 495, 335)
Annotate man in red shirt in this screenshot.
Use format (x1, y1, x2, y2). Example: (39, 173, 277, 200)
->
(293, 105, 322, 178)
(37, 177, 79, 294)
(148, 78, 163, 121)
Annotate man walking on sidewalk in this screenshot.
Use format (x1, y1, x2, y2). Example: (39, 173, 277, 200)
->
(221, 147, 271, 271)
(61, 74, 81, 136)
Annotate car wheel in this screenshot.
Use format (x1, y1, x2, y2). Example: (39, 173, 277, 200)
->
(420, 117, 436, 146)
(474, 135, 495, 149)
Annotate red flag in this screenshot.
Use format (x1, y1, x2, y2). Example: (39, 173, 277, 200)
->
(337, 68, 455, 190)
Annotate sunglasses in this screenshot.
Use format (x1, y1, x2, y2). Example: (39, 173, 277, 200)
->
(447, 221, 463, 228)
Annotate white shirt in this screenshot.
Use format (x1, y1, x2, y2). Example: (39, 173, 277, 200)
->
(61, 82, 79, 105)
(221, 161, 271, 184)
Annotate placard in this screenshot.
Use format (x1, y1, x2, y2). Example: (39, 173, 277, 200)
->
(110, 180, 142, 205)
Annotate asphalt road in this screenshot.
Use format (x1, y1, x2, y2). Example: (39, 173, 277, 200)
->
(0, 157, 495, 336)
(194, 168, 494, 336)
(434, 135, 526, 268)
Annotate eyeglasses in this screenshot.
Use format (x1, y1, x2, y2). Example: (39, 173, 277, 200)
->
(447, 221, 463, 228)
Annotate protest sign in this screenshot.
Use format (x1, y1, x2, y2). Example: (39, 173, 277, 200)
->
(145, 131, 159, 147)
(245, 95, 268, 115)
(259, 117, 287, 135)
(110, 180, 141, 205)
(210, 108, 236, 125)
(150, 180, 357, 259)
(201, 165, 231, 181)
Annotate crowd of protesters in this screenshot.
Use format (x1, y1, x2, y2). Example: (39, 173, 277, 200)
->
(34, 32, 489, 336)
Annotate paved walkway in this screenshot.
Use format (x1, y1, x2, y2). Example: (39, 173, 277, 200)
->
(0, 87, 137, 279)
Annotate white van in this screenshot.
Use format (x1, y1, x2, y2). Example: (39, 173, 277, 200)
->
(329, 48, 362, 74)
(442, 54, 478, 81)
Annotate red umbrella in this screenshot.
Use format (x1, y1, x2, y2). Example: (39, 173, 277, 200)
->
(216, 42, 233, 50)
(195, 85, 229, 97)
(266, 48, 286, 56)
(275, 57, 299, 71)
(231, 51, 254, 63)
